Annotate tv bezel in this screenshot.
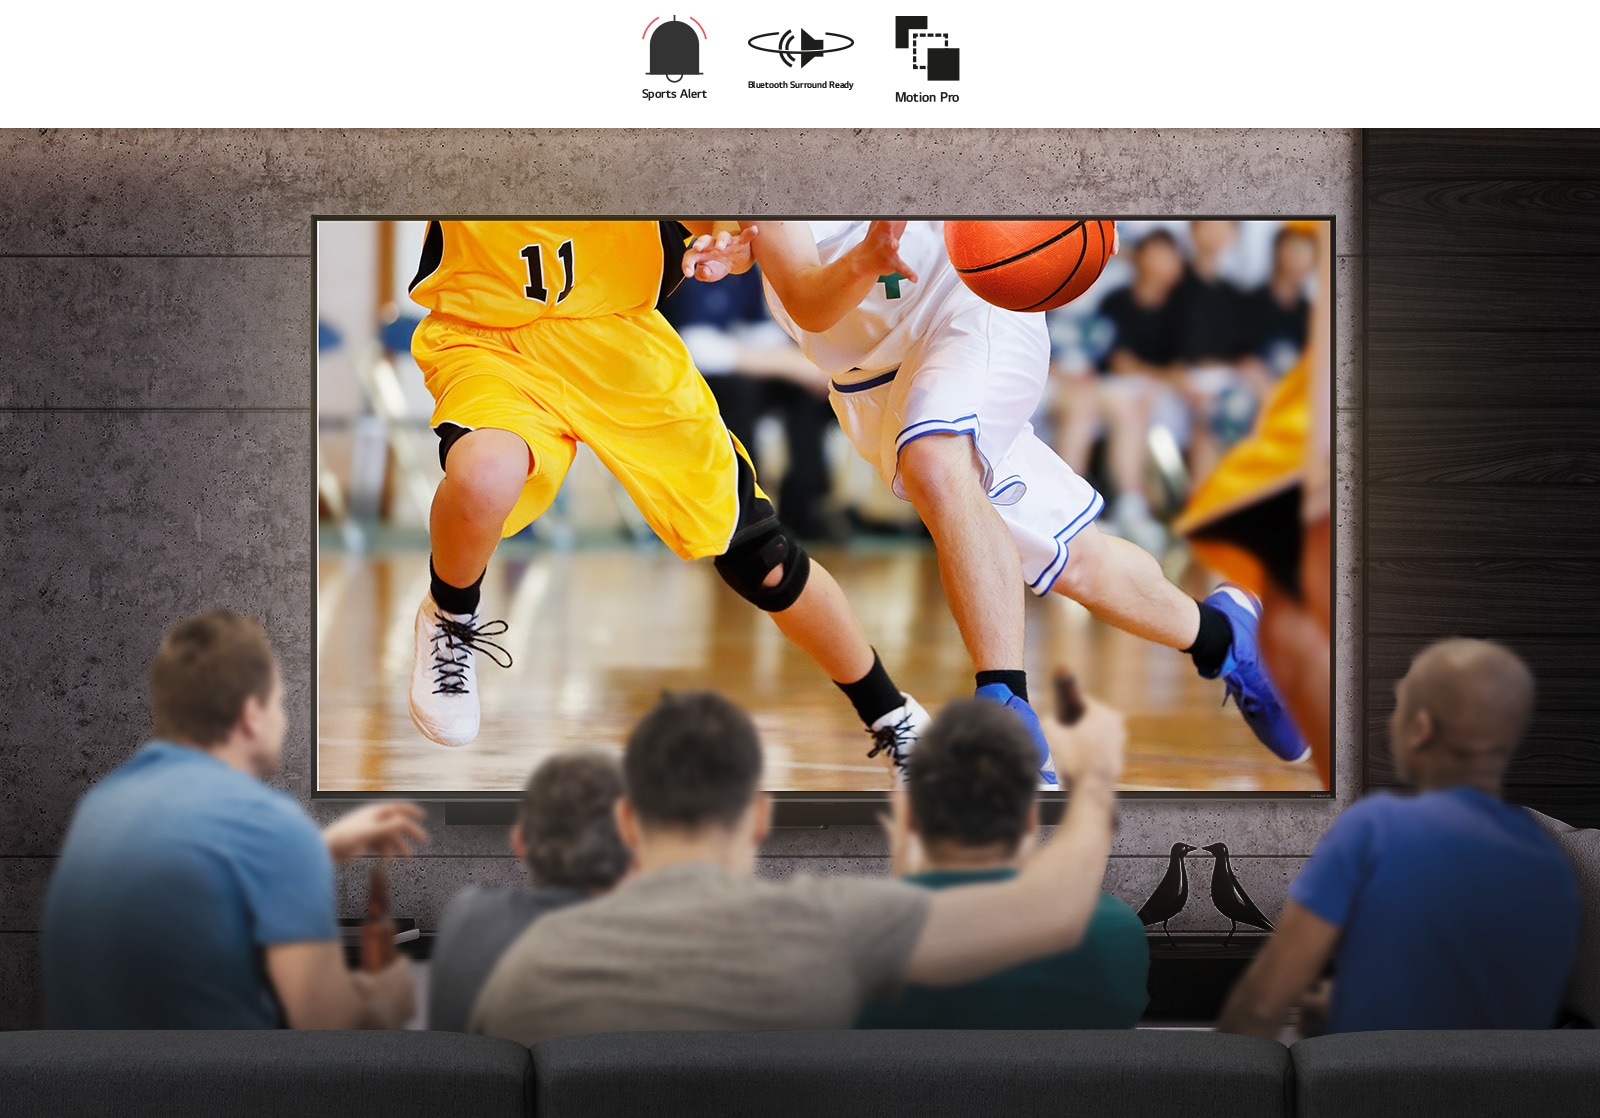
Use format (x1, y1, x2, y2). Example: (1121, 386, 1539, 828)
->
(310, 213, 1339, 823)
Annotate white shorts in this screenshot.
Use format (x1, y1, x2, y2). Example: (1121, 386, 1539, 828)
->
(828, 302, 1103, 596)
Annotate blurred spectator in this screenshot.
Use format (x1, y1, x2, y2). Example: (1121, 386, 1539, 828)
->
(1240, 225, 1316, 378)
(1219, 640, 1580, 1037)
(470, 689, 1124, 1044)
(857, 700, 1148, 1029)
(663, 268, 842, 540)
(428, 751, 630, 1032)
(1173, 220, 1248, 366)
(1065, 228, 1188, 552)
(42, 610, 423, 1029)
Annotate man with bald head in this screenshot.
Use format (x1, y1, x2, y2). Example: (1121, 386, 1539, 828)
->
(1219, 639, 1580, 1036)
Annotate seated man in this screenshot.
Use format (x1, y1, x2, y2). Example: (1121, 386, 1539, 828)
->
(42, 610, 422, 1030)
(429, 751, 630, 1031)
(471, 689, 1123, 1044)
(858, 700, 1148, 1029)
(1219, 639, 1581, 1036)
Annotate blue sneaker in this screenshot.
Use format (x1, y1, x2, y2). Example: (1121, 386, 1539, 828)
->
(1201, 585, 1311, 763)
(975, 683, 1059, 787)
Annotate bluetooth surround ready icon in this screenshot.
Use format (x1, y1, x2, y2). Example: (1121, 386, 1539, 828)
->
(748, 29, 855, 67)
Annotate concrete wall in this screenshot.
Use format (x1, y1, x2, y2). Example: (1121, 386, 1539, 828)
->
(0, 129, 1361, 1028)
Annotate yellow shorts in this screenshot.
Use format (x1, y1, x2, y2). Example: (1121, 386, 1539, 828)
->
(412, 310, 766, 560)
(1175, 360, 1311, 596)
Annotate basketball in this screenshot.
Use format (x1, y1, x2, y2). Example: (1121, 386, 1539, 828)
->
(944, 220, 1117, 312)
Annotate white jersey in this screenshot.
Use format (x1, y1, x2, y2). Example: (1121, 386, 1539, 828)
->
(761, 220, 977, 378)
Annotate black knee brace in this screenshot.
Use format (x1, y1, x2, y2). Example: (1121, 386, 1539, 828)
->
(714, 518, 811, 613)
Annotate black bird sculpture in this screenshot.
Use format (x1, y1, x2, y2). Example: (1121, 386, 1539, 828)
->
(1203, 842, 1275, 939)
(1136, 842, 1196, 936)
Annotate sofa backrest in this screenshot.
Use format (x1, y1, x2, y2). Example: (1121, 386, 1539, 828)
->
(0, 1030, 533, 1118)
(531, 1029, 1293, 1118)
(1292, 1030, 1600, 1118)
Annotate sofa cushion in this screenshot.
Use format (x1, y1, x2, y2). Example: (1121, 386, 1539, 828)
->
(0, 1030, 532, 1118)
(532, 1029, 1290, 1118)
(1293, 1030, 1600, 1118)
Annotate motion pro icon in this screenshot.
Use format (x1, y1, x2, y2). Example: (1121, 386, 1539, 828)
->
(895, 15, 959, 80)
(748, 28, 855, 67)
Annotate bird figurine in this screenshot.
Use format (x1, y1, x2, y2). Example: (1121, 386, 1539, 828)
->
(1203, 842, 1275, 939)
(1136, 842, 1196, 937)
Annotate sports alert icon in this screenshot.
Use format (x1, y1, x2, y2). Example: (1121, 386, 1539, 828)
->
(895, 15, 959, 80)
(748, 29, 855, 67)
(645, 15, 707, 82)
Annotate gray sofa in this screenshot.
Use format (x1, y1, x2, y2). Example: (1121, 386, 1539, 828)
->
(1, 1029, 1595, 1117)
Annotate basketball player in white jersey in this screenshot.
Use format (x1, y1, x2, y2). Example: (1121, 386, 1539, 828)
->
(686, 221, 1307, 783)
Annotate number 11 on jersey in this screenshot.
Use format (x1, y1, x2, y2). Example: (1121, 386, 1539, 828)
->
(520, 240, 575, 304)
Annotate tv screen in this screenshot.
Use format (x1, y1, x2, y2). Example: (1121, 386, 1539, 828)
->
(314, 217, 1333, 806)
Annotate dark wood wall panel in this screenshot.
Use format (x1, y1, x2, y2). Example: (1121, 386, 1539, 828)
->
(1367, 255, 1600, 331)
(1364, 131, 1600, 827)
(1366, 131, 1600, 181)
(1365, 180, 1600, 256)
(1366, 332, 1600, 409)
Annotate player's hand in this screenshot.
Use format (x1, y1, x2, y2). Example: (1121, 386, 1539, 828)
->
(878, 786, 924, 878)
(323, 802, 429, 863)
(683, 226, 758, 282)
(853, 220, 919, 285)
(1041, 696, 1126, 787)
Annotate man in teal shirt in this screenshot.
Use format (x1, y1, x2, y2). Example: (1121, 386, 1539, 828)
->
(859, 699, 1148, 1029)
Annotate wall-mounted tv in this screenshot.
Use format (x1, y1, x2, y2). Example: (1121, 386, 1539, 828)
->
(314, 216, 1334, 818)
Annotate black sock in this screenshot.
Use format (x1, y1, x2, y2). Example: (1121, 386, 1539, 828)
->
(430, 558, 484, 617)
(1185, 601, 1235, 678)
(975, 669, 1029, 703)
(837, 652, 903, 726)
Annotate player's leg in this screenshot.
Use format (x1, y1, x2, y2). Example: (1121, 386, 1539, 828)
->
(428, 427, 531, 591)
(869, 310, 1070, 782)
(1260, 575, 1330, 785)
(1052, 522, 1200, 648)
(569, 312, 930, 776)
(730, 518, 930, 776)
(409, 317, 574, 747)
(897, 432, 1026, 672)
(1051, 519, 1307, 762)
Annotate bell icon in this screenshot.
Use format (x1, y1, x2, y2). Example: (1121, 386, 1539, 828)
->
(648, 16, 701, 82)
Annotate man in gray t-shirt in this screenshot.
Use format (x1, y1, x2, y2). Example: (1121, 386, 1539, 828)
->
(471, 689, 1125, 1045)
(429, 752, 629, 1032)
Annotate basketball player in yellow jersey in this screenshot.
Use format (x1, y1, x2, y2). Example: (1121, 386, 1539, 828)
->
(405, 220, 929, 765)
(1176, 220, 1333, 787)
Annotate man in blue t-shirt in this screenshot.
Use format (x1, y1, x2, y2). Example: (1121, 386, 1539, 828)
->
(858, 699, 1149, 1030)
(1219, 639, 1580, 1036)
(43, 610, 425, 1029)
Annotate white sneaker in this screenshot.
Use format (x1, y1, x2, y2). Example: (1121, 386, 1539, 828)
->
(866, 693, 932, 785)
(408, 594, 511, 748)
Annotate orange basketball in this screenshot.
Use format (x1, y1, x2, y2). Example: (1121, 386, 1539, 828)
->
(944, 220, 1117, 313)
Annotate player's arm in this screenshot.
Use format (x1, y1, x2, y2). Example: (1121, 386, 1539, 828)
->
(902, 701, 1123, 986)
(1215, 901, 1341, 1038)
(746, 220, 920, 334)
(265, 941, 415, 1030)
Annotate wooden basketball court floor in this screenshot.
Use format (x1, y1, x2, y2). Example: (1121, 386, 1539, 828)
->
(316, 543, 1327, 794)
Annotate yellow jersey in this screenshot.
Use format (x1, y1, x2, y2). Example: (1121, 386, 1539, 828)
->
(407, 220, 688, 328)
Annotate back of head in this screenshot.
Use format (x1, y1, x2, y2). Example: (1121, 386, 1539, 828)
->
(624, 691, 762, 830)
(519, 752, 630, 892)
(149, 610, 276, 747)
(907, 699, 1038, 855)
(1398, 638, 1536, 782)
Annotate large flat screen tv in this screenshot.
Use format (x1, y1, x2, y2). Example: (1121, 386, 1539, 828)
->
(314, 216, 1334, 819)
